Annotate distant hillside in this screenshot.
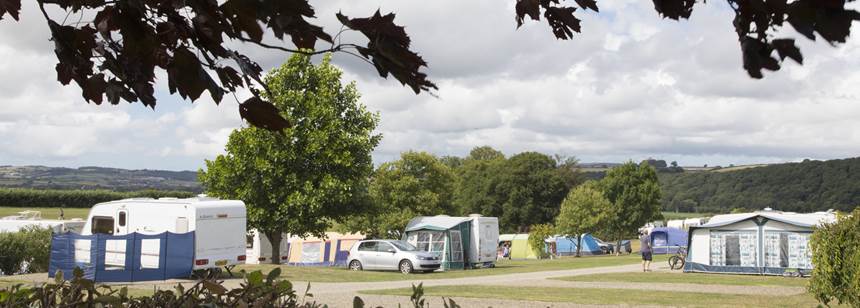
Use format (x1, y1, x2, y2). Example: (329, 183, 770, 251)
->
(0, 166, 201, 192)
(660, 158, 860, 213)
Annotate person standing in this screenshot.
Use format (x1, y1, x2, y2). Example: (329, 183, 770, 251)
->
(640, 230, 652, 272)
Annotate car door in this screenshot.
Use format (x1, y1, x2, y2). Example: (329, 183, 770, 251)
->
(356, 241, 378, 269)
(375, 242, 397, 270)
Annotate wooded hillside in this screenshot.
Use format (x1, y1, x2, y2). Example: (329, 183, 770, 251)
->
(660, 158, 860, 213)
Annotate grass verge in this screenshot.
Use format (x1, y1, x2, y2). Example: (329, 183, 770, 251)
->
(555, 271, 809, 287)
(0, 207, 90, 219)
(235, 254, 663, 283)
(363, 285, 824, 308)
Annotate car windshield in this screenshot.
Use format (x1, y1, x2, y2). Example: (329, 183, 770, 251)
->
(389, 241, 418, 251)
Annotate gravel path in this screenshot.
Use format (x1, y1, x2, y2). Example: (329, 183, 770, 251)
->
(0, 263, 805, 307)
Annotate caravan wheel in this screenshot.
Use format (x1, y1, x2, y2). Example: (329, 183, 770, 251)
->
(349, 260, 363, 271)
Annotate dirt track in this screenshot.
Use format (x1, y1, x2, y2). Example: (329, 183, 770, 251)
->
(1, 263, 804, 307)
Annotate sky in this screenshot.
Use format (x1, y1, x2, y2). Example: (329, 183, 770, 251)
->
(1, 1, 860, 171)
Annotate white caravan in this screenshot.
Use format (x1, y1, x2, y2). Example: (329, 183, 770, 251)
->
(0, 211, 85, 233)
(467, 215, 499, 266)
(80, 196, 247, 270)
(245, 229, 289, 264)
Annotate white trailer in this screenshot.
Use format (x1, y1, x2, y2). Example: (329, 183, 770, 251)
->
(0, 211, 85, 233)
(245, 229, 289, 264)
(467, 215, 499, 267)
(80, 196, 247, 270)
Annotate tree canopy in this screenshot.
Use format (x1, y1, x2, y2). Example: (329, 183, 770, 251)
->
(555, 181, 612, 257)
(342, 151, 457, 239)
(598, 161, 663, 243)
(1, 1, 857, 130)
(198, 53, 379, 263)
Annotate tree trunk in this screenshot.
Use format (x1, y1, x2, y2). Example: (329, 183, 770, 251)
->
(575, 234, 582, 257)
(267, 232, 283, 265)
(616, 239, 622, 256)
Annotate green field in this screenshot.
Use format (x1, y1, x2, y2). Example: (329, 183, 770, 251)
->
(556, 272, 809, 287)
(364, 285, 824, 308)
(234, 254, 664, 283)
(0, 207, 90, 219)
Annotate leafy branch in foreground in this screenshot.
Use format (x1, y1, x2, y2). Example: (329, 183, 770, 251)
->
(0, 268, 460, 308)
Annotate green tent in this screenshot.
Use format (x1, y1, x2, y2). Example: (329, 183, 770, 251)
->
(404, 216, 472, 271)
(499, 233, 538, 259)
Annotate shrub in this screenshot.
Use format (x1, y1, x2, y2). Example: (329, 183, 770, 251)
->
(528, 224, 555, 259)
(0, 226, 52, 275)
(808, 208, 860, 307)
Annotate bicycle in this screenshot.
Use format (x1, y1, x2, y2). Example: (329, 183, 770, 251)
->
(668, 246, 687, 270)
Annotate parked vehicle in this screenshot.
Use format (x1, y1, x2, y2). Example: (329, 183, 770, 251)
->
(80, 196, 247, 271)
(467, 215, 499, 267)
(347, 240, 441, 274)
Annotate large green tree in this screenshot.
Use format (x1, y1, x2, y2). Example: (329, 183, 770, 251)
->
(198, 54, 380, 263)
(343, 151, 457, 238)
(455, 146, 507, 217)
(598, 161, 663, 252)
(555, 181, 612, 257)
(497, 152, 582, 232)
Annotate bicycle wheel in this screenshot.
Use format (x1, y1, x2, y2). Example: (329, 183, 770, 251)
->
(668, 256, 682, 270)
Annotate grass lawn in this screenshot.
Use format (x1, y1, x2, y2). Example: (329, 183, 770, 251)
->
(234, 254, 665, 283)
(364, 285, 825, 308)
(556, 272, 809, 288)
(0, 207, 90, 220)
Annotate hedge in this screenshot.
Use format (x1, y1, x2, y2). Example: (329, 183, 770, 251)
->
(0, 188, 196, 208)
(0, 226, 52, 275)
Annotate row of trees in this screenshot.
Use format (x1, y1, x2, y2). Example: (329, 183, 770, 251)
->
(199, 53, 663, 263)
(659, 158, 860, 213)
(553, 163, 663, 257)
(338, 148, 583, 238)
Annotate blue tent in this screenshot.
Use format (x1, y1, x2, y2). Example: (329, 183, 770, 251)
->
(650, 227, 687, 254)
(552, 234, 605, 256)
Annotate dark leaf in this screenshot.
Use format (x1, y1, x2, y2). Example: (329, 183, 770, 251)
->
(81, 74, 107, 104)
(238, 97, 290, 132)
(575, 0, 599, 12)
(515, 0, 542, 27)
(0, 0, 21, 21)
(167, 47, 222, 101)
(544, 6, 581, 40)
(772, 38, 803, 64)
(352, 296, 365, 308)
(652, 0, 695, 20)
(336, 10, 436, 94)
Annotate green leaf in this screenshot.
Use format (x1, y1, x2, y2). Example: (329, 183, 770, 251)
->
(247, 270, 264, 286)
(202, 280, 227, 295)
(265, 267, 281, 284)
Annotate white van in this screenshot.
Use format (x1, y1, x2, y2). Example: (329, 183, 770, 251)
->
(467, 215, 499, 266)
(80, 196, 247, 270)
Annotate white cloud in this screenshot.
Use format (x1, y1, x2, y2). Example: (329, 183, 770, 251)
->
(1, 0, 860, 170)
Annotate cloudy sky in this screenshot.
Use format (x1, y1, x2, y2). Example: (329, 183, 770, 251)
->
(1, 1, 859, 171)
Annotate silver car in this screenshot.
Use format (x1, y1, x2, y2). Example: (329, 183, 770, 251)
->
(347, 240, 441, 274)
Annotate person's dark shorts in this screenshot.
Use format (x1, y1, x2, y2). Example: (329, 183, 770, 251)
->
(641, 251, 653, 261)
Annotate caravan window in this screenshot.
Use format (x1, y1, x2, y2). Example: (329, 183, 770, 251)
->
(91, 216, 115, 235)
(118, 211, 127, 227)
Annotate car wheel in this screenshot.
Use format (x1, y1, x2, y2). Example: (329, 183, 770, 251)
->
(399, 260, 414, 274)
(349, 260, 363, 271)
